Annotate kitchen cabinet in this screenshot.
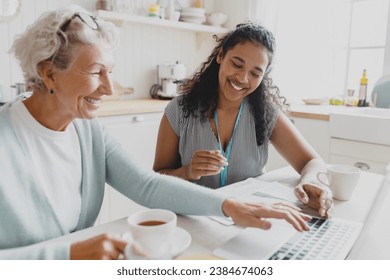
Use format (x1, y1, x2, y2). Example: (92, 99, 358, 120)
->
(268, 105, 390, 175)
(99, 112, 163, 168)
(267, 144, 287, 171)
(328, 108, 390, 175)
(267, 116, 330, 171)
(291, 117, 330, 162)
(96, 112, 163, 224)
(329, 138, 390, 175)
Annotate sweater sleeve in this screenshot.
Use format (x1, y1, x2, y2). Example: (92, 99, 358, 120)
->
(104, 129, 228, 216)
(0, 108, 72, 260)
(0, 242, 70, 260)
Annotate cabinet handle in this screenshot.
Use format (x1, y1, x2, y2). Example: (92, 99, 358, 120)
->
(354, 162, 370, 171)
(132, 115, 145, 122)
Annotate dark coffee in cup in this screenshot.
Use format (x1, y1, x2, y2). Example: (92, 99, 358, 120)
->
(128, 209, 177, 257)
(138, 220, 166, 226)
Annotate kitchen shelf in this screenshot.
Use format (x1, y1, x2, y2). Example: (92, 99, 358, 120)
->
(95, 10, 228, 34)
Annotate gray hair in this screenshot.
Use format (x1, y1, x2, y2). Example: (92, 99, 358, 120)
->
(11, 5, 119, 91)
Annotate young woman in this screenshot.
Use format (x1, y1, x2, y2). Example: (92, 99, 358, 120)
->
(153, 22, 333, 219)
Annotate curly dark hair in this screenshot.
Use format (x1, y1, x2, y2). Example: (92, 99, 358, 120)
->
(179, 22, 288, 146)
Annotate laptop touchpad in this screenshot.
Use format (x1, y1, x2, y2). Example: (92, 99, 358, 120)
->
(213, 220, 296, 260)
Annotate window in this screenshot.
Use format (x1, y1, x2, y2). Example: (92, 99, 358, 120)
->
(250, 0, 390, 104)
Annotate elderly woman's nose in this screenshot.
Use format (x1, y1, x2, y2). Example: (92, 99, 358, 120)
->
(102, 74, 114, 96)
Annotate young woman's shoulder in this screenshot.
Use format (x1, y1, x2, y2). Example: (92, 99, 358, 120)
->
(164, 95, 186, 136)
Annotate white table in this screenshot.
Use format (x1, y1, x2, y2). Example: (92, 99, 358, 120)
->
(45, 167, 389, 259)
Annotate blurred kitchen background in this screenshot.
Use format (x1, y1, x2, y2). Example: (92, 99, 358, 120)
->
(1, 0, 390, 223)
(0, 0, 388, 103)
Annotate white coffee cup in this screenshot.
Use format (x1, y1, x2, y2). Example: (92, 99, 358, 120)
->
(317, 164, 360, 201)
(127, 209, 177, 258)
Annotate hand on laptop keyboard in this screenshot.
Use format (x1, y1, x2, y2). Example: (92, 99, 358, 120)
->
(222, 198, 311, 232)
(294, 182, 333, 219)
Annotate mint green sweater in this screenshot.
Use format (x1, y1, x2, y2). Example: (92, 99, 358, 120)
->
(0, 103, 227, 259)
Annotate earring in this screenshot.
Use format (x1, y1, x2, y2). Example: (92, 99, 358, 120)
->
(49, 89, 55, 94)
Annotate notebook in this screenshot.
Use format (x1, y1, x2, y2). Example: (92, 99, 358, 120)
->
(212, 175, 387, 260)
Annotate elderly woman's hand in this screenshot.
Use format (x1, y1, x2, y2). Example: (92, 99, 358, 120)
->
(294, 183, 333, 219)
(221, 198, 311, 232)
(187, 150, 228, 180)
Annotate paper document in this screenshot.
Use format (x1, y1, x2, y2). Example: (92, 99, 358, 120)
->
(209, 178, 317, 225)
(236, 178, 301, 205)
(216, 178, 301, 205)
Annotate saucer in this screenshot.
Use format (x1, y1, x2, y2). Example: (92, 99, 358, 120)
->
(170, 227, 192, 257)
(123, 227, 191, 259)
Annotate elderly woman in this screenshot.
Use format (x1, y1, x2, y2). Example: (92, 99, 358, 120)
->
(0, 5, 310, 260)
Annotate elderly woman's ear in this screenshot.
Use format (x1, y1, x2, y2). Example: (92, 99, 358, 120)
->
(37, 61, 57, 92)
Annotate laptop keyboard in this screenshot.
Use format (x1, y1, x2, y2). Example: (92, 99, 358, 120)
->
(268, 217, 361, 260)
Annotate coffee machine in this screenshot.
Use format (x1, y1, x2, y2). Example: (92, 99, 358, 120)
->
(150, 62, 186, 99)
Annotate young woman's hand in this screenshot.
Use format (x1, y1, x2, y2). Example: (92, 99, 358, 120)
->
(294, 183, 333, 219)
(187, 150, 228, 180)
(221, 198, 311, 232)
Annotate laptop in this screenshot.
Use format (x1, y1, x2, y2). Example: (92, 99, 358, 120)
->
(347, 165, 390, 259)
(212, 172, 389, 260)
(213, 216, 362, 260)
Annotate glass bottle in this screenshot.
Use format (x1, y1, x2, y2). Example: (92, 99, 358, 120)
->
(345, 89, 356, 107)
(357, 69, 368, 107)
(194, 0, 203, 8)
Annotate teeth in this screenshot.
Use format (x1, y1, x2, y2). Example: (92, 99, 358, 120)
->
(230, 80, 243, 91)
(84, 97, 101, 105)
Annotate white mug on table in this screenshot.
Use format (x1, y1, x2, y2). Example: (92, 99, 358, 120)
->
(317, 164, 360, 201)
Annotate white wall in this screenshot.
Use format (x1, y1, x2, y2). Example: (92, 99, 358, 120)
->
(384, 2, 390, 74)
(213, 0, 251, 29)
(1, 0, 248, 101)
(111, 20, 214, 99)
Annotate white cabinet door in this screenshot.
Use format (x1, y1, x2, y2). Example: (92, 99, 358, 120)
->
(267, 144, 288, 171)
(291, 117, 330, 162)
(267, 117, 330, 171)
(329, 138, 390, 174)
(329, 154, 386, 174)
(99, 112, 163, 169)
(96, 112, 163, 224)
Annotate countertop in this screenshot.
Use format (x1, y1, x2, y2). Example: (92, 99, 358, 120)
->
(97, 98, 367, 121)
(98, 98, 170, 117)
(288, 104, 369, 121)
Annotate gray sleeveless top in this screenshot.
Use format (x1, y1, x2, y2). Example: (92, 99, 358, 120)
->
(165, 96, 278, 189)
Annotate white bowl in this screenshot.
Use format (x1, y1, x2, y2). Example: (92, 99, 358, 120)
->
(206, 13, 227, 26)
(180, 16, 206, 25)
(181, 7, 205, 16)
(302, 98, 324, 105)
(181, 12, 204, 16)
